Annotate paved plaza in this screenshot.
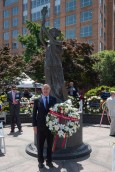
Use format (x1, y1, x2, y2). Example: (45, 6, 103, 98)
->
(0, 123, 114, 172)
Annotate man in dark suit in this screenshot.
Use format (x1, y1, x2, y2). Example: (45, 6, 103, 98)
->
(7, 85, 22, 133)
(33, 84, 56, 169)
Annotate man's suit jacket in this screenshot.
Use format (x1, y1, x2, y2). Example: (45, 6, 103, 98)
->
(7, 91, 21, 107)
(32, 95, 56, 128)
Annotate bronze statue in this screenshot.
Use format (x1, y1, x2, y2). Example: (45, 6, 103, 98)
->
(39, 6, 67, 102)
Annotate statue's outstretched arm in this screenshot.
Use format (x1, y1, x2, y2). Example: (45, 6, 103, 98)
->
(41, 7, 62, 46)
(39, 7, 47, 48)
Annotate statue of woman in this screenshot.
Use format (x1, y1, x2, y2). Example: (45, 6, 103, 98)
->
(39, 6, 67, 102)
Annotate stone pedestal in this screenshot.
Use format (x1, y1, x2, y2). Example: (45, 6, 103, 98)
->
(26, 112, 92, 159)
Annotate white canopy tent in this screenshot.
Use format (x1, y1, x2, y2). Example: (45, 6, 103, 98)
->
(16, 73, 43, 88)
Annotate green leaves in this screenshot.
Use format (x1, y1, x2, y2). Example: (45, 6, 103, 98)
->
(0, 46, 25, 89)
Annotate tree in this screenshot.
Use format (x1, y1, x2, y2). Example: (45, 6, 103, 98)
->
(93, 50, 115, 86)
(0, 46, 25, 90)
(18, 20, 43, 62)
(25, 54, 44, 82)
(62, 39, 99, 89)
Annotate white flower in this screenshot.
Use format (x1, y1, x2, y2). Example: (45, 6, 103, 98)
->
(59, 124, 65, 130)
(65, 99, 72, 105)
(49, 126, 53, 130)
(46, 116, 49, 122)
(58, 130, 65, 137)
(64, 108, 69, 113)
(65, 126, 69, 131)
(54, 125, 59, 131)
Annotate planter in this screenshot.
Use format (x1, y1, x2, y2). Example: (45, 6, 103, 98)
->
(83, 113, 110, 125)
(5, 113, 109, 125)
(6, 114, 32, 124)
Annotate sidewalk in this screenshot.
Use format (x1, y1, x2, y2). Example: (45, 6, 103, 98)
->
(0, 123, 114, 172)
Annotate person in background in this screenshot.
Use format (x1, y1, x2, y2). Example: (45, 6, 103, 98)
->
(68, 82, 78, 97)
(100, 87, 110, 101)
(106, 91, 115, 136)
(7, 85, 22, 133)
(32, 84, 56, 169)
(23, 89, 32, 99)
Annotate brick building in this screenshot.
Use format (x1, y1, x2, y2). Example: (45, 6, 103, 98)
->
(0, 0, 115, 55)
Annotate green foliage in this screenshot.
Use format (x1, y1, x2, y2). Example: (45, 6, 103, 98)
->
(62, 39, 99, 88)
(93, 50, 115, 86)
(85, 85, 115, 97)
(0, 46, 25, 89)
(25, 55, 44, 82)
(18, 20, 43, 62)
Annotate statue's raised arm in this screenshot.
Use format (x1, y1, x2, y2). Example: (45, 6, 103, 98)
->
(40, 6, 62, 46)
(39, 6, 48, 48)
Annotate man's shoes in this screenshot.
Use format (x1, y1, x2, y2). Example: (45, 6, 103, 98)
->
(38, 163, 44, 168)
(10, 130, 14, 133)
(19, 129, 23, 133)
(46, 162, 54, 168)
(110, 134, 115, 137)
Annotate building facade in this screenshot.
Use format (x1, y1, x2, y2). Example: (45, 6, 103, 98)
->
(0, 0, 115, 54)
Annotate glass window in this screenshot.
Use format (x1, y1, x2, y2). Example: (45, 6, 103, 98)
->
(12, 30, 18, 38)
(31, 11, 41, 21)
(104, 32, 106, 41)
(54, 5, 60, 15)
(66, 14, 76, 26)
(23, 15, 27, 24)
(99, 0, 103, 6)
(12, 42, 18, 49)
(3, 32, 9, 40)
(12, 7, 18, 15)
(45, 21, 50, 27)
(4, 0, 18, 6)
(80, 25, 92, 37)
(100, 12, 103, 24)
(3, 10, 10, 18)
(22, 28, 27, 35)
(104, 4, 106, 14)
(12, 18, 18, 27)
(80, 0, 92, 8)
(104, 18, 106, 27)
(87, 40, 93, 44)
(66, 0, 76, 12)
(23, 3, 27, 11)
(54, 18, 60, 28)
(4, 21, 9, 29)
(80, 10, 92, 22)
(100, 28, 103, 37)
(66, 29, 76, 39)
(100, 42, 103, 51)
(31, 0, 50, 9)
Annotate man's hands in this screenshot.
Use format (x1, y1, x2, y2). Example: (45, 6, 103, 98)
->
(33, 127, 37, 134)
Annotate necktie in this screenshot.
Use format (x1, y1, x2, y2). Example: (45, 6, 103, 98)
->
(12, 92, 16, 101)
(45, 97, 49, 110)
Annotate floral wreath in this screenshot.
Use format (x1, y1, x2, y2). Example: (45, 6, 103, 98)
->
(84, 96, 102, 114)
(46, 100, 80, 151)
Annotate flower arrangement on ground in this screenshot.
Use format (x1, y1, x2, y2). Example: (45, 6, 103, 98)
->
(46, 99, 80, 151)
(83, 96, 102, 114)
(68, 95, 80, 109)
(0, 94, 9, 113)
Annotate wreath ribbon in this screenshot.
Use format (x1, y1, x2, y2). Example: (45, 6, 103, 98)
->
(49, 110, 79, 152)
(49, 110, 79, 121)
